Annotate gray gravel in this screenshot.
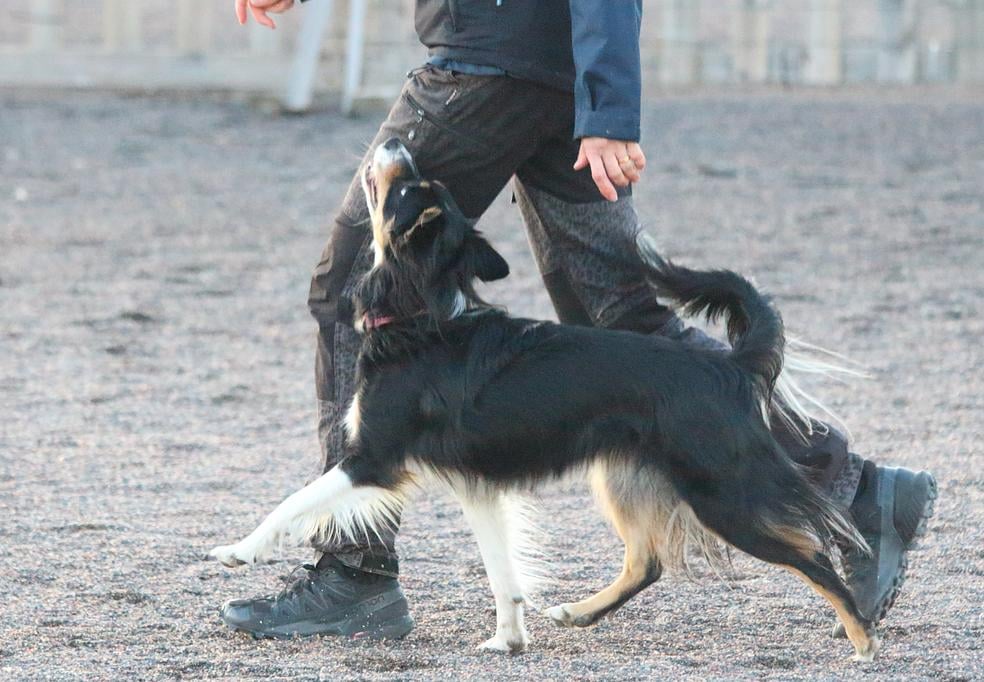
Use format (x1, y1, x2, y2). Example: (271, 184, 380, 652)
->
(1, 86, 982, 681)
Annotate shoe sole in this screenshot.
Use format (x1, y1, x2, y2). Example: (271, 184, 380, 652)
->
(227, 614, 415, 641)
(832, 473, 938, 638)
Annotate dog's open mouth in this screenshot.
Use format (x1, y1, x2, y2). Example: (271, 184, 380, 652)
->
(364, 163, 379, 209)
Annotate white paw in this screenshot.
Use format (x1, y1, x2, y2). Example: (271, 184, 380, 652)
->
(545, 604, 575, 627)
(207, 542, 255, 567)
(478, 630, 528, 654)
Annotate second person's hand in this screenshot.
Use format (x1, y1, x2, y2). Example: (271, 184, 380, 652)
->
(235, 0, 295, 29)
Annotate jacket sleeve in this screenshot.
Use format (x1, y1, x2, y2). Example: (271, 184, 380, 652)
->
(568, 0, 643, 142)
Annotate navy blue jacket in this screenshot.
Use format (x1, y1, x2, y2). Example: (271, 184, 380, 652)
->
(414, 0, 642, 142)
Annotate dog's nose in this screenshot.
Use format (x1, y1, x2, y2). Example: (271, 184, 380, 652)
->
(373, 137, 419, 178)
(382, 137, 405, 153)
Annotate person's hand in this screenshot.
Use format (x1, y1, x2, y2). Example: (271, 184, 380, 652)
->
(235, 0, 295, 29)
(573, 137, 647, 202)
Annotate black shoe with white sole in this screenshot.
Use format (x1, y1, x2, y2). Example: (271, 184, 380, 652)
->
(219, 556, 413, 640)
(833, 465, 937, 637)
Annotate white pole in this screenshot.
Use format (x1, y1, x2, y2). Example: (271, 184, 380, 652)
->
(877, 0, 918, 83)
(660, 0, 700, 85)
(103, 0, 142, 52)
(341, 0, 369, 115)
(804, 0, 842, 85)
(30, 0, 61, 52)
(283, 0, 335, 113)
(735, 0, 771, 83)
(176, 0, 211, 54)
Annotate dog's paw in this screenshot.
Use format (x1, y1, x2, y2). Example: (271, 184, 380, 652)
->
(851, 633, 881, 663)
(478, 632, 528, 654)
(207, 543, 252, 567)
(545, 604, 575, 628)
(831, 621, 847, 639)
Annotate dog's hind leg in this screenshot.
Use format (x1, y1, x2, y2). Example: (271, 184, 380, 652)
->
(784, 554, 881, 662)
(695, 505, 880, 661)
(208, 463, 403, 567)
(454, 485, 534, 653)
(546, 462, 663, 628)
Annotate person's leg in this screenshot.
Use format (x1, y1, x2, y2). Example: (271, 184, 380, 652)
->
(513, 150, 884, 494)
(308, 68, 557, 570)
(514, 138, 935, 628)
(308, 170, 396, 574)
(222, 67, 564, 638)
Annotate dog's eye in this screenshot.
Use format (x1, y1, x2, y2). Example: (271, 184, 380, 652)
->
(400, 187, 407, 197)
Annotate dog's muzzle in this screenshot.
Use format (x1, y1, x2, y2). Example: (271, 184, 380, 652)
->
(364, 138, 419, 211)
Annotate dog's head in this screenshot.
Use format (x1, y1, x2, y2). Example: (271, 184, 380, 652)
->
(354, 138, 509, 332)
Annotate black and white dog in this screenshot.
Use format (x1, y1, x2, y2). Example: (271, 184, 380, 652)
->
(209, 139, 879, 661)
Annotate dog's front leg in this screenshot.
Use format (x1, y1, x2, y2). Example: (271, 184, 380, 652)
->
(208, 465, 360, 567)
(456, 487, 530, 654)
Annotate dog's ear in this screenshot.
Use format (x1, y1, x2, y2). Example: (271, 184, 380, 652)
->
(392, 186, 443, 237)
(466, 233, 510, 282)
(428, 181, 509, 282)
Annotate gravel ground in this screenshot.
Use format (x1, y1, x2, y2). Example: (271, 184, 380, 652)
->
(1, 87, 982, 681)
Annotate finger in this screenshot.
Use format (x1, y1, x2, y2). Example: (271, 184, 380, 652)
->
(249, 3, 276, 28)
(573, 144, 588, 171)
(620, 161, 641, 184)
(617, 146, 641, 183)
(603, 152, 631, 188)
(235, 0, 248, 24)
(267, 0, 294, 13)
(588, 154, 618, 201)
(627, 142, 646, 171)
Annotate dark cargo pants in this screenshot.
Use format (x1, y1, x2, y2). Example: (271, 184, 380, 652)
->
(307, 67, 862, 576)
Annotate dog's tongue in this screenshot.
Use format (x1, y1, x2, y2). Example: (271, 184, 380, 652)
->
(364, 312, 396, 330)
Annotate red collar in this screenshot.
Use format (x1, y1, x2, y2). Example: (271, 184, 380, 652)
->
(363, 313, 396, 330)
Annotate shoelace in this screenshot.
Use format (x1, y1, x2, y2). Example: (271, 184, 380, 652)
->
(278, 563, 319, 599)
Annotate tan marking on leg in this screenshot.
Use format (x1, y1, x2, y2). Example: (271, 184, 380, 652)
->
(786, 567, 880, 661)
(551, 541, 654, 625)
(767, 522, 824, 558)
(547, 463, 660, 626)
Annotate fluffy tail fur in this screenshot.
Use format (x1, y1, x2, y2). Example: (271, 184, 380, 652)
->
(637, 233, 784, 395)
(637, 234, 866, 553)
(772, 337, 868, 443)
(757, 437, 869, 556)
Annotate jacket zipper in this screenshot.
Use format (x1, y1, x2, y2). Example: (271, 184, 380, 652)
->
(402, 91, 491, 152)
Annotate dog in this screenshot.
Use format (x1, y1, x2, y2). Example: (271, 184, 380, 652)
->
(208, 138, 880, 661)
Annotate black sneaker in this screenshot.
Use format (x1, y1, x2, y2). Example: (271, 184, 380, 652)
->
(833, 466, 937, 637)
(219, 556, 413, 640)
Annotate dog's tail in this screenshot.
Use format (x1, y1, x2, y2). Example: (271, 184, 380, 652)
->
(757, 432, 869, 556)
(637, 233, 783, 395)
(772, 337, 867, 443)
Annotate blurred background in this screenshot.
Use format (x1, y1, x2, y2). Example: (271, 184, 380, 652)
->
(1, 2, 982, 680)
(1, 0, 983, 109)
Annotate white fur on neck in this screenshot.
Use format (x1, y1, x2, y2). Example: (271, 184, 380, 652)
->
(449, 289, 466, 319)
(344, 392, 361, 444)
